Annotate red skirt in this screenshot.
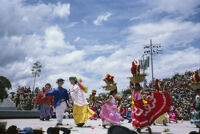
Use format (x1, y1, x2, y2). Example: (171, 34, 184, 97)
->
(132, 91, 171, 128)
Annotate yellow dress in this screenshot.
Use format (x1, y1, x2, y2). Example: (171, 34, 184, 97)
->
(73, 104, 95, 124)
(71, 84, 95, 124)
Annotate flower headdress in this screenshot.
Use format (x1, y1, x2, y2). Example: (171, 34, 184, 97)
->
(69, 76, 88, 93)
(103, 73, 117, 91)
(77, 78, 88, 93)
(104, 73, 114, 83)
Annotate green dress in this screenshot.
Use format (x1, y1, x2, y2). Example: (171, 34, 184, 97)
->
(191, 95, 200, 127)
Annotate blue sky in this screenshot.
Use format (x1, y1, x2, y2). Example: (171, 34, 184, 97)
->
(0, 0, 200, 94)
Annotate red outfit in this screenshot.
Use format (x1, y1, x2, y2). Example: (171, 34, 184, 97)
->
(119, 107, 127, 118)
(132, 91, 171, 128)
(35, 89, 53, 105)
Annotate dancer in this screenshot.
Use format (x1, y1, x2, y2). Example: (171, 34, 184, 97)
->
(89, 90, 98, 120)
(153, 79, 169, 126)
(100, 89, 122, 128)
(126, 107, 132, 123)
(100, 73, 122, 128)
(190, 70, 200, 132)
(34, 83, 53, 121)
(69, 76, 95, 127)
(169, 106, 179, 123)
(119, 103, 126, 120)
(191, 90, 200, 128)
(46, 78, 69, 125)
(130, 60, 171, 133)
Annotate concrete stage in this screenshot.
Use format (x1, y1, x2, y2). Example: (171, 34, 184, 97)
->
(0, 110, 40, 118)
(0, 98, 40, 118)
(0, 119, 198, 134)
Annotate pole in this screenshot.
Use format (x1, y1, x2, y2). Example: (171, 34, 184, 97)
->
(142, 54, 145, 89)
(142, 54, 145, 74)
(150, 39, 154, 89)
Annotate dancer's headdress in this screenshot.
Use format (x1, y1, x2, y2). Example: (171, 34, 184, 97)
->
(69, 76, 88, 93)
(155, 78, 161, 91)
(103, 73, 117, 91)
(129, 60, 146, 83)
(189, 70, 200, 90)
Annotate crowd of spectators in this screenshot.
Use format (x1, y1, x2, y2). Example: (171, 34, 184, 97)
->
(161, 71, 195, 120)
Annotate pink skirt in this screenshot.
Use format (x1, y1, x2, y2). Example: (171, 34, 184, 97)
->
(100, 103, 121, 125)
(169, 111, 177, 122)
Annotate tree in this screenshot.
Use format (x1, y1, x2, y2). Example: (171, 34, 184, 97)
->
(122, 89, 132, 95)
(31, 61, 42, 91)
(0, 76, 12, 102)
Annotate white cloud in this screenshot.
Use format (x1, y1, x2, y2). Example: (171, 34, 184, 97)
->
(130, 0, 200, 22)
(44, 25, 75, 52)
(127, 20, 200, 48)
(74, 36, 80, 42)
(93, 12, 112, 26)
(82, 44, 120, 55)
(67, 22, 79, 28)
(53, 2, 70, 18)
(147, 0, 200, 16)
(152, 47, 200, 79)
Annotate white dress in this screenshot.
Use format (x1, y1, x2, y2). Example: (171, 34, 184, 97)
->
(70, 84, 88, 106)
(110, 95, 115, 104)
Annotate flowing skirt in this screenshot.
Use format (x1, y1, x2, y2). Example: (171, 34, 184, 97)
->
(73, 104, 95, 125)
(100, 103, 121, 125)
(40, 103, 52, 119)
(169, 111, 177, 122)
(132, 91, 171, 129)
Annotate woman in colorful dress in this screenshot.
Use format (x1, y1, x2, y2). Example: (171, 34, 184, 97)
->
(89, 90, 98, 120)
(69, 76, 95, 127)
(130, 60, 171, 133)
(34, 83, 53, 121)
(169, 106, 179, 123)
(100, 89, 122, 128)
(131, 82, 171, 133)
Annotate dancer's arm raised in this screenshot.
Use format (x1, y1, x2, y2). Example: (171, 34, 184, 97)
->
(105, 95, 112, 103)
